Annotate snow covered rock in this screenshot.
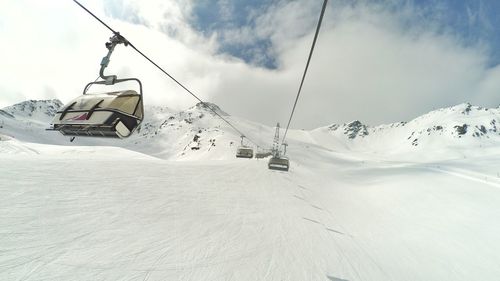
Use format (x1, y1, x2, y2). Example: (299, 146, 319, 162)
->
(327, 120, 369, 139)
(343, 120, 369, 139)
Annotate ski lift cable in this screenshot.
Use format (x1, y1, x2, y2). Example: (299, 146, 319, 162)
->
(72, 0, 259, 147)
(281, 0, 328, 144)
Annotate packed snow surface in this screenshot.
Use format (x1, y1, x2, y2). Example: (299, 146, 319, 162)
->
(1, 100, 500, 280)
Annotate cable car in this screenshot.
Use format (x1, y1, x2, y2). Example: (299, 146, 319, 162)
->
(236, 146, 254, 158)
(51, 78, 144, 138)
(268, 156, 290, 171)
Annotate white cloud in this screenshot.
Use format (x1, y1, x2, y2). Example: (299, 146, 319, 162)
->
(0, 0, 499, 130)
(209, 0, 500, 127)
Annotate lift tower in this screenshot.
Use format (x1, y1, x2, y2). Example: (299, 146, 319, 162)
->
(272, 123, 281, 157)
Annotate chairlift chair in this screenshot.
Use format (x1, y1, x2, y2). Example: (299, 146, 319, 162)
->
(235, 135, 254, 158)
(268, 156, 289, 171)
(236, 146, 254, 158)
(49, 33, 144, 139)
(51, 79, 144, 138)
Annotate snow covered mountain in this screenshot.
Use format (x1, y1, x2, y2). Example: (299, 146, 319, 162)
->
(2, 99, 500, 281)
(1, 99, 62, 122)
(320, 103, 499, 142)
(1, 100, 499, 161)
(311, 103, 500, 160)
(0, 99, 68, 144)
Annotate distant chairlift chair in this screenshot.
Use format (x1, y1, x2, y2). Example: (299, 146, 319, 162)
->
(235, 135, 254, 158)
(236, 146, 254, 158)
(267, 123, 290, 171)
(268, 155, 289, 171)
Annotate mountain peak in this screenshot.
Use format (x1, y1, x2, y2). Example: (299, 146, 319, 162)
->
(326, 120, 369, 139)
(190, 102, 229, 116)
(344, 120, 369, 139)
(2, 99, 63, 121)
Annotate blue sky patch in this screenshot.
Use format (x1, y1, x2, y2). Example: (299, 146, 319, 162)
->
(191, 0, 280, 69)
(188, 0, 500, 69)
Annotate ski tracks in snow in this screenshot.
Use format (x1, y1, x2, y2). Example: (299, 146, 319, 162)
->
(3, 152, 500, 280)
(427, 166, 500, 190)
(286, 174, 395, 281)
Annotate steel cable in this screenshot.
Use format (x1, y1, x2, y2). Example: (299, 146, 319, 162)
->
(281, 0, 328, 144)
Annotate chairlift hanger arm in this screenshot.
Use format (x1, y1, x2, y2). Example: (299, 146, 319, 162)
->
(100, 33, 129, 84)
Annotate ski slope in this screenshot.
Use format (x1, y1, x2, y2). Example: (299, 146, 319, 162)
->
(1, 101, 500, 280)
(1, 137, 500, 280)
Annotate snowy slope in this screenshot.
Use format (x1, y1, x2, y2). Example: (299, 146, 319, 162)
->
(122, 102, 274, 160)
(1, 138, 500, 280)
(1, 100, 500, 280)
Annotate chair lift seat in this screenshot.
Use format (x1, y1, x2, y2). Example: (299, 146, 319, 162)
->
(268, 156, 290, 171)
(51, 90, 143, 138)
(236, 146, 254, 158)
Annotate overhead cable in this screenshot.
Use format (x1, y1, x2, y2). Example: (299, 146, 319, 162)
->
(281, 0, 328, 144)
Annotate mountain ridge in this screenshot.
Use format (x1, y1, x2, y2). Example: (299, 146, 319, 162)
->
(1, 100, 499, 161)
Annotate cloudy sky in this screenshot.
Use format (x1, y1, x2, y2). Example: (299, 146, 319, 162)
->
(1, 0, 499, 128)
